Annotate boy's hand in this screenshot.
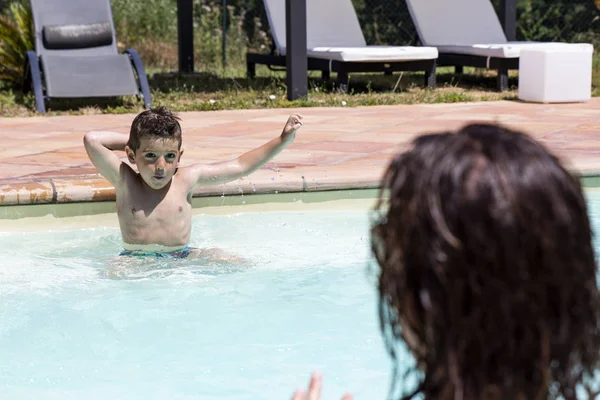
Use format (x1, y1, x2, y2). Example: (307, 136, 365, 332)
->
(282, 114, 303, 139)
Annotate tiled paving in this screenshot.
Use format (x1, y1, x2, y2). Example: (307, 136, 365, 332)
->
(1, 99, 599, 206)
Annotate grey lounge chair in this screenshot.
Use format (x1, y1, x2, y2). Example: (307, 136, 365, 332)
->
(405, 0, 591, 91)
(23, 0, 151, 113)
(246, 0, 439, 91)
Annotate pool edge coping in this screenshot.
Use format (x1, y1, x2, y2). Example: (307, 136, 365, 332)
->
(0, 172, 382, 207)
(1, 171, 600, 220)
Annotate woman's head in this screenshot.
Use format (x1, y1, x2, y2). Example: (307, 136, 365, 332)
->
(371, 123, 600, 399)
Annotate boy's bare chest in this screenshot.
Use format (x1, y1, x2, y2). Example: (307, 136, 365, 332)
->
(117, 188, 191, 226)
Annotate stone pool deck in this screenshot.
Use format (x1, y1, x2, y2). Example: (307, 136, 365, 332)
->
(1, 99, 599, 206)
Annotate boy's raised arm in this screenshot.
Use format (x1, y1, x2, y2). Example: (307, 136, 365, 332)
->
(83, 131, 128, 187)
(188, 114, 303, 187)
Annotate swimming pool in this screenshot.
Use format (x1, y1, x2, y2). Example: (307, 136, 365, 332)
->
(0, 191, 405, 400)
(2, 188, 600, 400)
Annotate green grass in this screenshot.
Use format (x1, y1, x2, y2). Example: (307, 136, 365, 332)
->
(1, 60, 598, 117)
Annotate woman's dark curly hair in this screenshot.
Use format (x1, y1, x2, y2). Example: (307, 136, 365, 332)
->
(370, 123, 600, 400)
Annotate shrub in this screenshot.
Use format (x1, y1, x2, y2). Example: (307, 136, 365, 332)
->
(0, 1, 33, 84)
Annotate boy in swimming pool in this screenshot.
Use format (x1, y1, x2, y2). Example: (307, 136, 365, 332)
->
(83, 106, 303, 259)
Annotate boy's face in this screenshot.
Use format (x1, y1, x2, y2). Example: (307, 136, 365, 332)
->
(126, 137, 183, 190)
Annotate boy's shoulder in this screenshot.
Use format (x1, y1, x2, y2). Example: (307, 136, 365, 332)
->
(173, 164, 202, 189)
(115, 162, 143, 189)
(119, 161, 138, 178)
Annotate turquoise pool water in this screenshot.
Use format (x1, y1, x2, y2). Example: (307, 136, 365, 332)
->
(3, 190, 600, 400)
(0, 208, 401, 400)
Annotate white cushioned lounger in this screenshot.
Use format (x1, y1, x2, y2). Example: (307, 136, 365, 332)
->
(264, 0, 438, 62)
(435, 42, 592, 58)
(405, 0, 585, 58)
(307, 46, 438, 62)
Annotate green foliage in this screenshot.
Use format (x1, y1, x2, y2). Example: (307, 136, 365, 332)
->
(351, 0, 600, 46)
(352, 0, 419, 45)
(193, 1, 270, 70)
(111, 0, 178, 42)
(109, 0, 270, 71)
(0, 1, 33, 83)
(516, 0, 600, 42)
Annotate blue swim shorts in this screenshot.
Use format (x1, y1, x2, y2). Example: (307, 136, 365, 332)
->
(119, 246, 192, 259)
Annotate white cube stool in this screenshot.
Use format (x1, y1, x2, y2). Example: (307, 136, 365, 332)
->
(518, 43, 594, 103)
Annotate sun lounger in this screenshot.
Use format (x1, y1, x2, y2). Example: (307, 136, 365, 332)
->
(247, 0, 439, 91)
(23, 0, 152, 113)
(405, 0, 591, 91)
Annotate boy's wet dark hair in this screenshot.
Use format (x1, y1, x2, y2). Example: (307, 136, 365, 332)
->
(128, 106, 183, 152)
(370, 123, 600, 399)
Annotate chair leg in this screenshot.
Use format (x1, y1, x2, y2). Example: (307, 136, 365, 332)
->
(455, 65, 463, 74)
(25, 50, 46, 113)
(497, 67, 509, 92)
(336, 72, 349, 93)
(247, 59, 256, 79)
(425, 61, 437, 89)
(125, 49, 152, 109)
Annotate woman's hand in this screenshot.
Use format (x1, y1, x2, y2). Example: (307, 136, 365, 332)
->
(291, 372, 353, 400)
